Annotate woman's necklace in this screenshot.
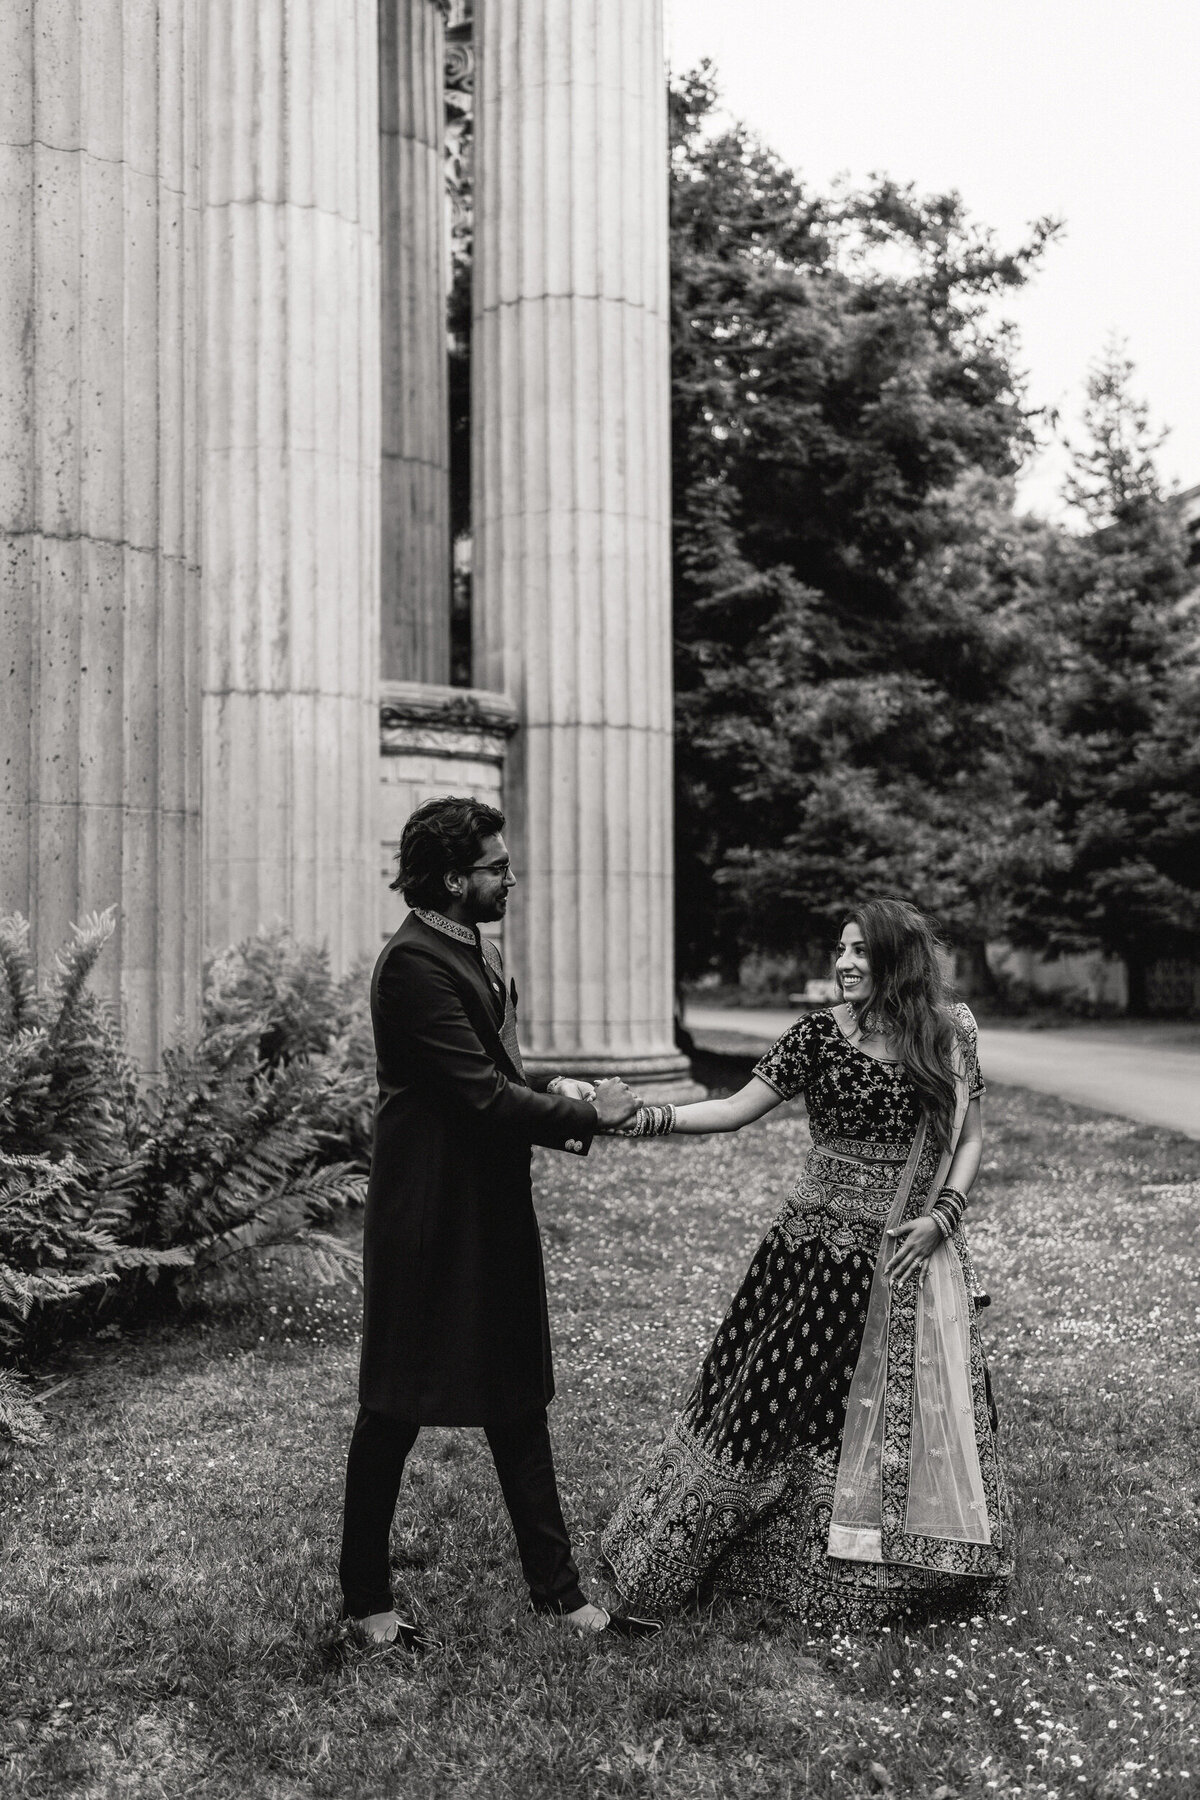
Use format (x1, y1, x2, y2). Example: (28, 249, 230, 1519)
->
(845, 1004, 897, 1062)
(849, 1004, 886, 1043)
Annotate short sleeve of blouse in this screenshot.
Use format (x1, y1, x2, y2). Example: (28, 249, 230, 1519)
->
(752, 1015, 816, 1101)
(953, 1003, 986, 1099)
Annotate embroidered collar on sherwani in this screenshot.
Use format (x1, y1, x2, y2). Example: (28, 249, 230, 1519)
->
(413, 907, 477, 944)
(412, 907, 523, 1077)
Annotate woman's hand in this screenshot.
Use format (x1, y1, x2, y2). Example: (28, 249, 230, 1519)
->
(547, 1077, 597, 1103)
(885, 1216, 942, 1288)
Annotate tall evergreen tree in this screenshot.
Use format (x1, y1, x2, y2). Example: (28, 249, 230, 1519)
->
(1003, 346, 1200, 1008)
(669, 68, 1058, 980)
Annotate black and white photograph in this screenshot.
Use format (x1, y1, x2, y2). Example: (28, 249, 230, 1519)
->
(2, 1, 1198, 1795)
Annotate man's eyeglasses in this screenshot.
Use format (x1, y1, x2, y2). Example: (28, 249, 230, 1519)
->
(466, 859, 513, 878)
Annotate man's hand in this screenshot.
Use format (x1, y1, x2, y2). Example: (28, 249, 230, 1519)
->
(593, 1077, 640, 1132)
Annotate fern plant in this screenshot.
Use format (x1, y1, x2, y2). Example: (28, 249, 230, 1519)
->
(111, 1023, 363, 1275)
(0, 1365, 49, 1449)
(0, 1148, 189, 1359)
(0, 911, 139, 1169)
(1, 912, 367, 1365)
(313, 958, 376, 1165)
(204, 927, 338, 1066)
(201, 929, 376, 1164)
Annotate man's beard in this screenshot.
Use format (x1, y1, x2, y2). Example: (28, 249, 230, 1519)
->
(467, 896, 508, 924)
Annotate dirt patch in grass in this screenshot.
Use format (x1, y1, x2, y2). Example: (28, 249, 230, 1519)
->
(3, 1085, 1199, 1798)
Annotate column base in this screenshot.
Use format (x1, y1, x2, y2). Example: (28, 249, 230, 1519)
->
(524, 1051, 706, 1103)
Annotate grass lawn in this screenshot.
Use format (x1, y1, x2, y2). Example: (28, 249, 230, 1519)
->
(3, 1083, 1200, 1799)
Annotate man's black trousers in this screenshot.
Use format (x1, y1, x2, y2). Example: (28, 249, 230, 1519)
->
(338, 1405, 587, 1618)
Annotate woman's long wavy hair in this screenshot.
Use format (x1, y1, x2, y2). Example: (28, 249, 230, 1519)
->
(834, 898, 959, 1150)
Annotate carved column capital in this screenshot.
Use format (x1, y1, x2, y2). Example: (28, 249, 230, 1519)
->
(445, 0, 475, 270)
(445, 0, 475, 91)
(445, 37, 475, 90)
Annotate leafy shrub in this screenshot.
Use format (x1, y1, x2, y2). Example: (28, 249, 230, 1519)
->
(0, 912, 139, 1170)
(205, 929, 339, 1065)
(0, 913, 369, 1380)
(203, 929, 376, 1164)
(0, 1148, 190, 1358)
(0, 1365, 49, 1450)
(736, 950, 807, 1004)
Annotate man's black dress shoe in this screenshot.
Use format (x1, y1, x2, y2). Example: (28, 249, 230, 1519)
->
(340, 1611, 429, 1655)
(530, 1599, 663, 1640)
(597, 1609, 663, 1640)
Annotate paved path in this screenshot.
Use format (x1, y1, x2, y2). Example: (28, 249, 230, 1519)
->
(684, 1006, 1200, 1140)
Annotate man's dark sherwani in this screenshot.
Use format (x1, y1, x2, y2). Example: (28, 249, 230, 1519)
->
(340, 909, 599, 1620)
(358, 910, 596, 1422)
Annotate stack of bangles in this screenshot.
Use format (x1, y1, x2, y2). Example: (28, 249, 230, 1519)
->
(929, 1184, 969, 1240)
(623, 1103, 677, 1137)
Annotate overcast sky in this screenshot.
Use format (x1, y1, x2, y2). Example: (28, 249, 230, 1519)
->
(664, 0, 1199, 517)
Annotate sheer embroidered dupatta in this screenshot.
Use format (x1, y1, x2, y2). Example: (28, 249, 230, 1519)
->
(827, 1039, 1007, 1576)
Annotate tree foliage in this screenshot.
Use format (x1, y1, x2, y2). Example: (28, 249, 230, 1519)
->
(669, 67, 1060, 978)
(1001, 347, 1200, 998)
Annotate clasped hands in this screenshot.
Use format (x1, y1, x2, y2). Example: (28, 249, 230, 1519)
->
(550, 1075, 640, 1131)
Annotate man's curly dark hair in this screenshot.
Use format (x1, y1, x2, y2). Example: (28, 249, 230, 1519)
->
(392, 796, 506, 908)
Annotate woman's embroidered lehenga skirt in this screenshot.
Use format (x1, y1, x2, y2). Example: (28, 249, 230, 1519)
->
(601, 1131, 1014, 1631)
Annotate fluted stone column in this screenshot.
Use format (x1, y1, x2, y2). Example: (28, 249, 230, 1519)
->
(201, 0, 381, 967)
(473, 0, 692, 1089)
(379, 0, 451, 684)
(0, 0, 202, 1065)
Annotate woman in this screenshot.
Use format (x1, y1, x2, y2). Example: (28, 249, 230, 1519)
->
(602, 899, 1012, 1629)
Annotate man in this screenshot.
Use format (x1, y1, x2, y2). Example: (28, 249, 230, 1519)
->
(339, 795, 660, 1647)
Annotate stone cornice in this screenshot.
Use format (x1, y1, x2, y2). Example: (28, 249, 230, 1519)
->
(380, 681, 519, 738)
